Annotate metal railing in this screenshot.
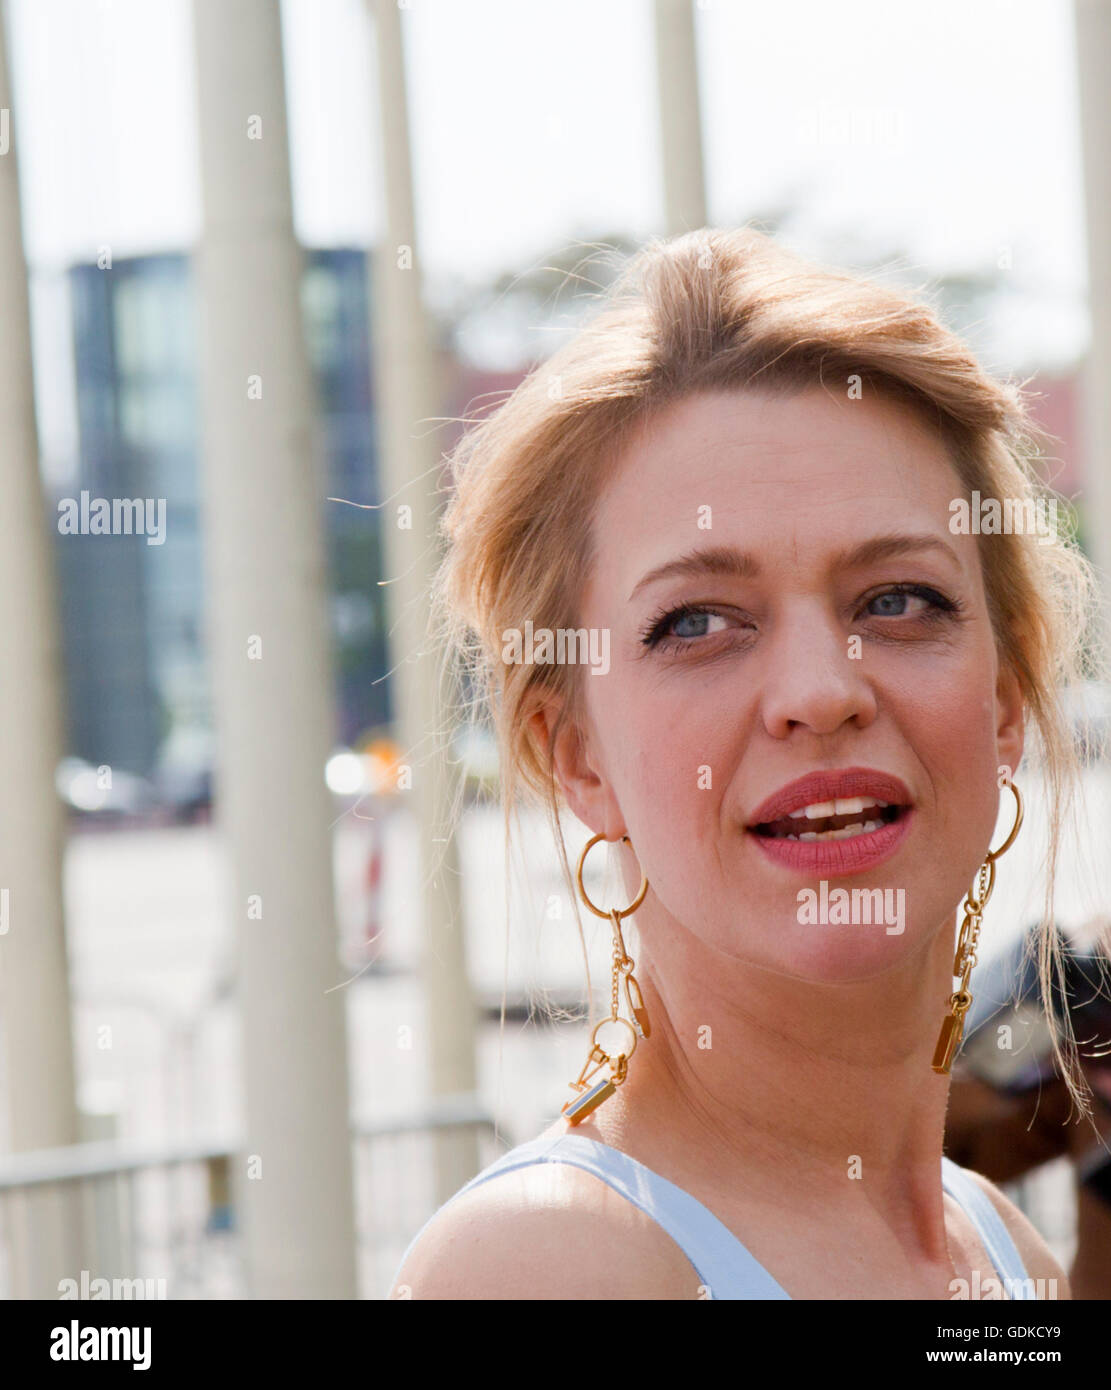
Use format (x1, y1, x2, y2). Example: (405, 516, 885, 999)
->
(0, 1096, 505, 1300)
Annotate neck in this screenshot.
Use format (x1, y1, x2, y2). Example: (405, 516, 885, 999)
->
(577, 909, 961, 1261)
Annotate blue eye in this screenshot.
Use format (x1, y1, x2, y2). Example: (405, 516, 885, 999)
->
(640, 605, 732, 647)
(865, 585, 957, 619)
(869, 592, 915, 617)
(672, 610, 718, 637)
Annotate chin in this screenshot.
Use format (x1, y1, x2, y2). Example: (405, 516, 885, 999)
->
(762, 920, 923, 984)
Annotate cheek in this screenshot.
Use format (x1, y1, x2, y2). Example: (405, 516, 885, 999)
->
(898, 643, 1004, 787)
(593, 675, 740, 919)
(602, 674, 735, 817)
(887, 650, 1010, 905)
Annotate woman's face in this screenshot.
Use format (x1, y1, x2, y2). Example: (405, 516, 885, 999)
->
(552, 385, 1025, 981)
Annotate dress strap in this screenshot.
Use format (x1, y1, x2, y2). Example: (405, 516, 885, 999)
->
(460, 1133, 791, 1300)
(940, 1157, 1036, 1298)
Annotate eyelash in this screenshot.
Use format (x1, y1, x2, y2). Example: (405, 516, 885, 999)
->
(638, 584, 964, 650)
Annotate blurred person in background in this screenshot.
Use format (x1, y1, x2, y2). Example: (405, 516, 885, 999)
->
(945, 916, 1111, 1298)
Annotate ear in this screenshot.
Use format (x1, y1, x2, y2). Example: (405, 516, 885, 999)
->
(529, 696, 626, 839)
(994, 658, 1025, 782)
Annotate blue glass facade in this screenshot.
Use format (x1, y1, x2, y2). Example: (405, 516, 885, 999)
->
(55, 248, 390, 795)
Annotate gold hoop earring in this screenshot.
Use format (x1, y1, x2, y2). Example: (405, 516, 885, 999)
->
(561, 833, 651, 1125)
(932, 779, 1024, 1074)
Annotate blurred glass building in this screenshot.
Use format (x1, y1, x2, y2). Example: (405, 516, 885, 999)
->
(52, 248, 393, 811)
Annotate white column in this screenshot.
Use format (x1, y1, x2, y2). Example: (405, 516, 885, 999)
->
(1075, 0, 1111, 643)
(654, 0, 708, 234)
(0, 2, 84, 1298)
(369, 0, 478, 1204)
(191, 0, 357, 1297)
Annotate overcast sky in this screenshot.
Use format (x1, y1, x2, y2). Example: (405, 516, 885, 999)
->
(4, 0, 1091, 372)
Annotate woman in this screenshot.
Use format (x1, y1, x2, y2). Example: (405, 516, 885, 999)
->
(390, 225, 1100, 1299)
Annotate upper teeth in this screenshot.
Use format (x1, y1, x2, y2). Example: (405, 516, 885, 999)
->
(787, 797, 890, 820)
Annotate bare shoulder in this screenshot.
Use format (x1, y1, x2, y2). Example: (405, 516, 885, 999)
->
(962, 1168, 1071, 1299)
(388, 1159, 706, 1300)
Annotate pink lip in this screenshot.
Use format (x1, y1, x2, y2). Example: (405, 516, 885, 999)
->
(746, 767, 914, 878)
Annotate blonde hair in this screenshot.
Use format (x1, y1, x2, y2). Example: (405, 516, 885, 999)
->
(434, 224, 1107, 1115)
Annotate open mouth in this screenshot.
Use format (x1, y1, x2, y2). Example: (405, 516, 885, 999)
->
(751, 798, 908, 842)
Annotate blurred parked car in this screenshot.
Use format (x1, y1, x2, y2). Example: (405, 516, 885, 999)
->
(55, 756, 157, 819)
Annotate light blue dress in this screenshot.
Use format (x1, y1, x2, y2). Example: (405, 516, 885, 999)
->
(391, 1131, 1037, 1299)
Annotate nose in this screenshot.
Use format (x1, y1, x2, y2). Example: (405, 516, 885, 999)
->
(758, 601, 877, 739)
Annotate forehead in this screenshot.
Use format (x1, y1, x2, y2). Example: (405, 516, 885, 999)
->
(590, 386, 966, 582)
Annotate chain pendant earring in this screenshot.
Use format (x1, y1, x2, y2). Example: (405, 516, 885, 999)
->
(561, 833, 650, 1125)
(932, 779, 1024, 1074)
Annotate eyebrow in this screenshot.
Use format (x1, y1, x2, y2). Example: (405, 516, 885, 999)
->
(628, 533, 962, 602)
